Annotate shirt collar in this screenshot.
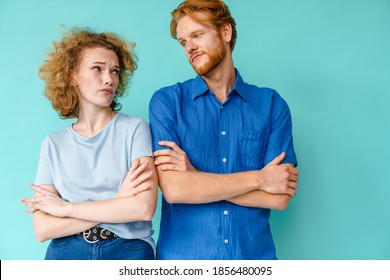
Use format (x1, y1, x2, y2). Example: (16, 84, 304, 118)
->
(191, 68, 247, 101)
(191, 75, 209, 100)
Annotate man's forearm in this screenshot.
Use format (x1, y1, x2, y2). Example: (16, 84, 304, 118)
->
(158, 168, 260, 204)
(227, 190, 291, 210)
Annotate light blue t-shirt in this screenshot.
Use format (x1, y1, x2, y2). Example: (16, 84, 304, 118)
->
(35, 113, 155, 249)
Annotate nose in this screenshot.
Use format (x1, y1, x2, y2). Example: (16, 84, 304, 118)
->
(103, 72, 113, 85)
(185, 39, 197, 54)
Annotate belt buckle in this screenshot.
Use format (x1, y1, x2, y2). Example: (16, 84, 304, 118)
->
(100, 228, 109, 240)
(83, 229, 99, 244)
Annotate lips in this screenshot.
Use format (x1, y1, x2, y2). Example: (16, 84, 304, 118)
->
(190, 53, 203, 63)
(100, 88, 114, 94)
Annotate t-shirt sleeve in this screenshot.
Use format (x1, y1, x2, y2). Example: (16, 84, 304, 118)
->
(34, 137, 54, 185)
(264, 92, 298, 166)
(130, 119, 153, 161)
(148, 89, 181, 152)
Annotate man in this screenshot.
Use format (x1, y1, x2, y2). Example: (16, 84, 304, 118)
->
(149, 0, 298, 260)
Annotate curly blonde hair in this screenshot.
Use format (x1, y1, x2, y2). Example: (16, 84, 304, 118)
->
(39, 28, 137, 119)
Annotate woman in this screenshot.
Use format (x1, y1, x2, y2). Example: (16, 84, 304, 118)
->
(21, 28, 158, 260)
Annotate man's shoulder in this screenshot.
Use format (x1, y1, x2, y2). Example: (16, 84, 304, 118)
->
(239, 80, 290, 112)
(242, 83, 282, 103)
(153, 77, 195, 96)
(235, 69, 280, 98)
(242, 80, 278, 96)
(150, 77, 196, 110)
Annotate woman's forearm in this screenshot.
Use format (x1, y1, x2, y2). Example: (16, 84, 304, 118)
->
(33, 210, 98, 242)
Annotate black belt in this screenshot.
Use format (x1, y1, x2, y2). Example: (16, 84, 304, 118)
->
(77, 226, 118, 243)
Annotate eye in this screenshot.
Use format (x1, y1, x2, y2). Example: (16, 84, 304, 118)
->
(112, 69, 120, 75)
(194, 32, 203, 39)
(179, 40, 186, 47)
(92, 66, 101, 72)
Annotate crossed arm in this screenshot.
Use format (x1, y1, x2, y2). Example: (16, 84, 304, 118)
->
(154, 141, 298, 210)
(22, 157, 158, 242)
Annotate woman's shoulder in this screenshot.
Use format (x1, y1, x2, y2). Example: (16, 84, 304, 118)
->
(39, 126, 71, 150)
(116, 112, 149, 127)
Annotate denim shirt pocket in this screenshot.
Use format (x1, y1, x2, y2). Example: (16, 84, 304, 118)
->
(239, 131, 267, 170)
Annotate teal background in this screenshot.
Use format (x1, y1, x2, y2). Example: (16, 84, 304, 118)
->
(1, 0, 389, 260)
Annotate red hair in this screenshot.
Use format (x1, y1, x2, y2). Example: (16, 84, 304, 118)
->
(39, 28, 137, 119)
(170, 0, 237, 51)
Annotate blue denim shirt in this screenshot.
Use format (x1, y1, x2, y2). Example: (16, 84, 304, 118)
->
(149, 69, 297, 259)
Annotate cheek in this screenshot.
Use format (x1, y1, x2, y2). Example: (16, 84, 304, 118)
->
(184, 51, 191, 60)
(75, 74, 92, 87)
(114, 77, 120, 89)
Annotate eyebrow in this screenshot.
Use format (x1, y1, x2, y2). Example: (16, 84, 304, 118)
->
(177, 29, 207, 42)
(91, 61, 120, 68)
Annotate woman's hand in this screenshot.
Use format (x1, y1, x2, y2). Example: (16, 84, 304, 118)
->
(116, 158, 154, 198)
(21, 184, 70, 217)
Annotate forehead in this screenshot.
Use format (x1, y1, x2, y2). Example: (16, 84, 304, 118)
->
(78, 47, 119, 64)
(176, 15, 216, 39)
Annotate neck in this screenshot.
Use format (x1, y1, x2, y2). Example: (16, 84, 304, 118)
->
(73, 107, 116, 138)
(202, 55, 235, 103)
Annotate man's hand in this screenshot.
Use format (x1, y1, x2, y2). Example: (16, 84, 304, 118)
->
(153, 141, 197, 172)
(257, 152, 298, 197)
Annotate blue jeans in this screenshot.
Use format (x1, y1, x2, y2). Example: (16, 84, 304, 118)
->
(45, 235, 154, 260)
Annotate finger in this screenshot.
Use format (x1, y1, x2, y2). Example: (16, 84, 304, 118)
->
(22, 197, 43, 205)
(128, 170, 153, 188)
(287, 188, 296, 197)
(159, 164, 178, 171)
(288, 174, 299, 183)
(124, 161, 148, 182)
(21, 199, 36, 208)
(286, 166, 299, 176)
(153, 149, 172, 157)
(121, 183, 151, 197)
(29, 184, 52, 196)
(158, 141, 185, 155)
(154, 155, 179, 166)
(21, 198, 29, 206)
(25, 207, 37, 214)
(153, 149, 181, 160)
(129, 158, 141, 172)
(267, 153, 286, 166)
(133, 184, 151, 195)
(128, 161, 149, 182)
(288, 181, 298, 190)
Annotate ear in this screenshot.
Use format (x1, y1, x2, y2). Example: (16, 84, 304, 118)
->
(221, 23, 232, 44)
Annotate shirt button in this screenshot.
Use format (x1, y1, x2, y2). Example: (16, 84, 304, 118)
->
(221, 131, 226, 136)
(220, 105, 224, 110)
(224, 239, 229, 244)
(222, 158, 227, 163)
(223, 210, 228, 215)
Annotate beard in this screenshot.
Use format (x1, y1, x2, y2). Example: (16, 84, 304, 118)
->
(191, 35, 226, 76)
